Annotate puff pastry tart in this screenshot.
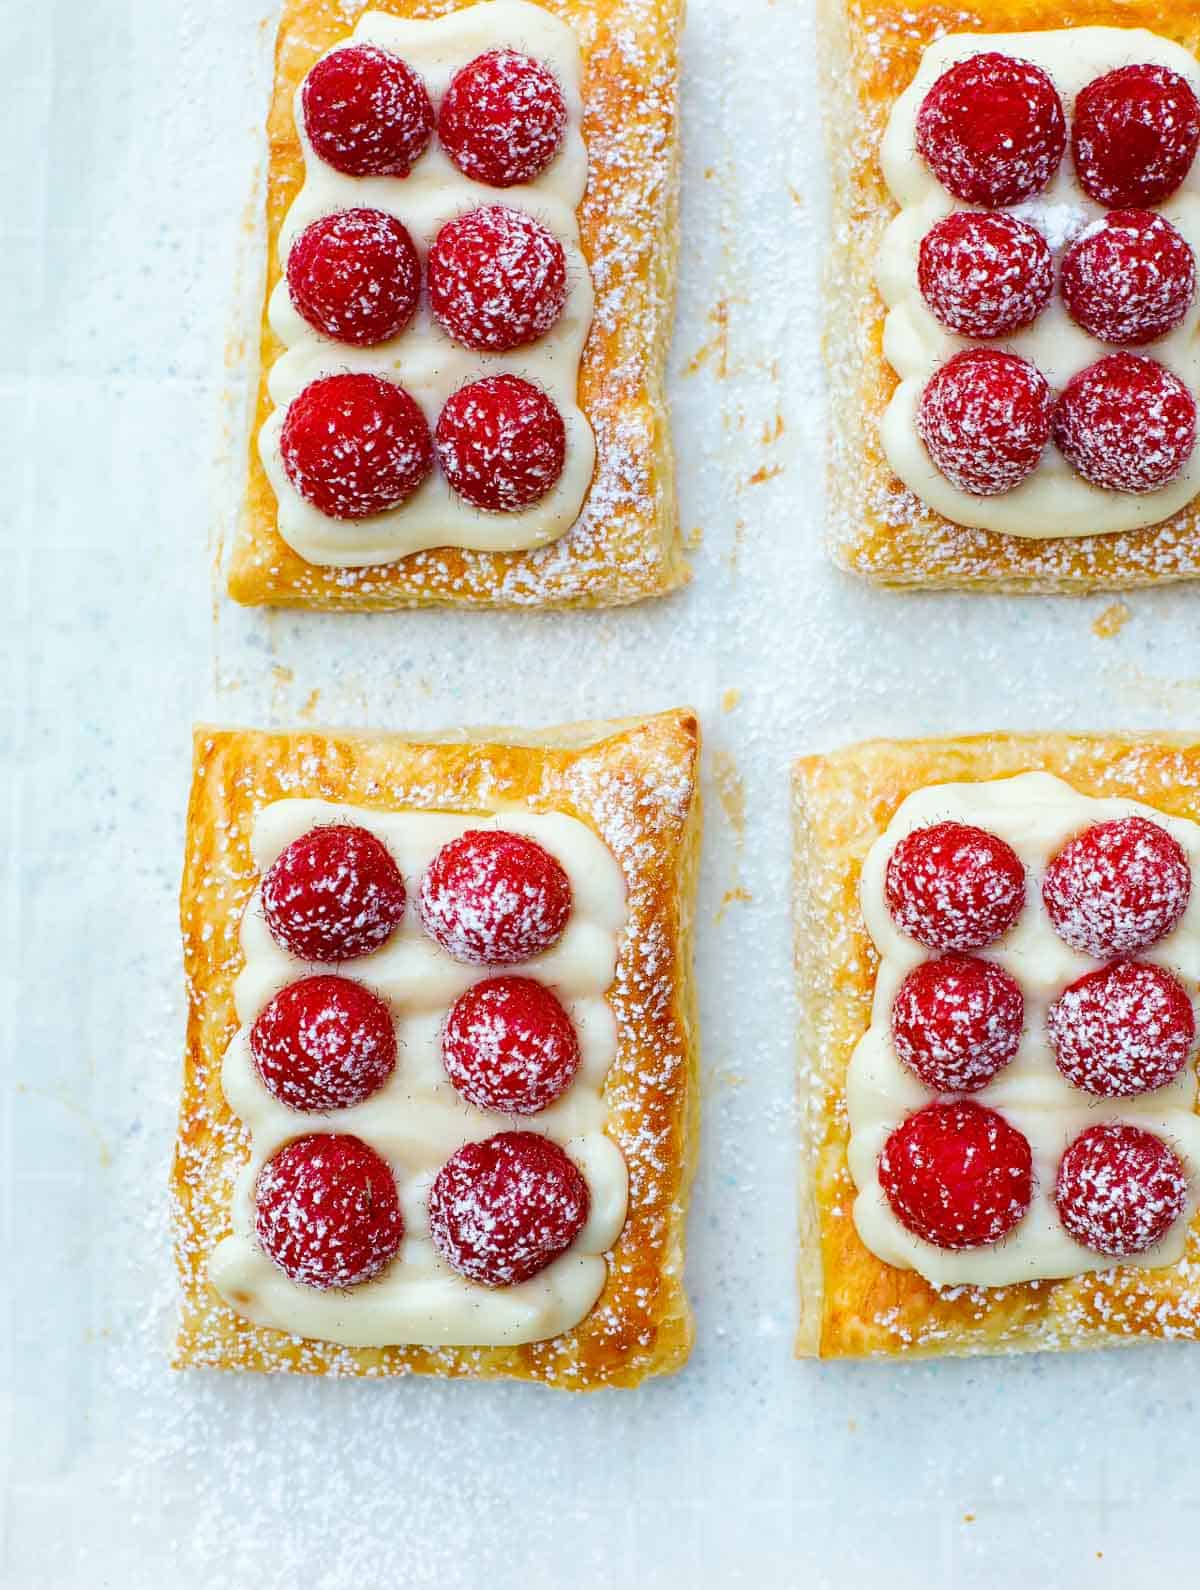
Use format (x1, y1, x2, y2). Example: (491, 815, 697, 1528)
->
(173, 710, 701, 1387)
(227, 0, 685, 610)
(822, 0, 1200, 590)
(794, 731, 1200, 1358)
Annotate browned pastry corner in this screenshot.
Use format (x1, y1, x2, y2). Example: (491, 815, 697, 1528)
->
(227, 0, 686, 609)
(820, 0, 1200, 591)
(794, 731, 1200, 1357)
(174, 709, 701, 1387)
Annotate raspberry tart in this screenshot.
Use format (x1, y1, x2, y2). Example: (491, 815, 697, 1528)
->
(823, 6, 1200, 590)
(174, 710, 701, 1387)
(229, 0, 686, 610)
(794, 732, 1200, 1359)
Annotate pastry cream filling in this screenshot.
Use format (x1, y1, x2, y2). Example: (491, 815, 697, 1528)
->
(878, 28, 1200, 539)
(849, 772, 1200, 1288)
(260, 0, 595, 567)
(210, 800, 629, 1348)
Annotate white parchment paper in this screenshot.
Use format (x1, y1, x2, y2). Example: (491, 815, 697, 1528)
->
(5, 0, 1200, 1585)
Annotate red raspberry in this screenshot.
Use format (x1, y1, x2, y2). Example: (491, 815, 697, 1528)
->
(438, 48, 567, 188)
(255, 1134, 404, 1288)
(885, 821, 1026, 951)
(428, 1131, 588, 1285)
(261, 823, 407, 964)
(1055, 1122, 1188, 1257)
(250, 975, 397, 1112)
(442, 975, 581, 1115)
(302, 45, 433, 178)
(891, 954, 1024, 1093)
(917, 349, 1052, 496)
(915, 52, 1065, 207)
(280, 373, 433, 519)
(419, 830, 571, 966)
(428, 205, 567, 353)
(1047, 960, 1195, 1098)
(879, 1101, 1033, 1250)
(1043, 815, 1191, 957)
(286, 208, 421, 347)
(1072, 64, 1200, 209)
(436, 376, 566, 511)
(1061, 210, 1196, 348)
(918, 211, 1053, 339)
(1052, 354, 1197, 494)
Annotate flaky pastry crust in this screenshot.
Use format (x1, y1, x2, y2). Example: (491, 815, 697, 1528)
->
(820, 0, 1200, 592)
(794, 731, 1200, 1358)
(174, 709, 701, 1387)
(227, 0, 686, 610)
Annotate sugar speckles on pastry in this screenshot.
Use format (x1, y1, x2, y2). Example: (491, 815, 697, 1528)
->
(174, 710, 701, 1388)
(228, 0, 686, 609)
(822, 2, 1200, 590)
(794, 733, 1200, 1358)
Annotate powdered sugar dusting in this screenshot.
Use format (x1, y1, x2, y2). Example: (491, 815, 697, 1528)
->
(429, 204, 568, 351)
(280, 373, 434, 518)
(286, 206, 422, 345)
(797, 750, 1200, 1352)
(1056, 1122, 1189, 1256)
(1060, 209, 1196, 348)
(1042, 812, 1192, 955)
(443, 974, 581, 1113)
(249, 974, 397, 1111)
(29, 0, 1200, 1574)
(891, 953, 1023, 1091)
(837, 15, 1200, 572)
(436, 374, 567, 510)
(175, 713, 698, 1382)
(1047, 959, 1195, 1098)
(917, 210, 1053, 340)
(302, 41, 434, 177)
(428, 1130, 589, 1284)
(260, 819, 408, 960)
(439, 45, 568, 186)
(254, 1133, 405, 1287)
(418, 827, 572, 963)
(1052, 355, 1198, 496)
(914, 51, 1066, 208)
(229, 0, 686, 604)
(1074, 63, 1200, 210)
(916, 349, 1051, 497)
(1009, 195, 1091, 253)
(884, 818, 1025, 948)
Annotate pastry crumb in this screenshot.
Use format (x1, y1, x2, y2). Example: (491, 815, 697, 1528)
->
(684, 300, 729, 378)
(703, 1065, 746, 1096)
(742, 462, 784, 488)
(715, 885, 752, 922)
(711, 751, 745, 838)
(1092, 601, 1131, 639)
